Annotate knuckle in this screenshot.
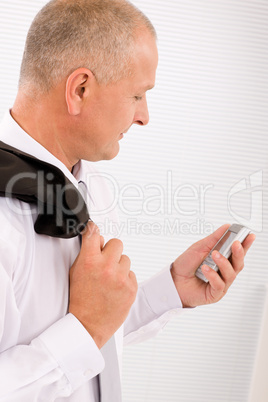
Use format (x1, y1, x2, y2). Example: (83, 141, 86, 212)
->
(225, 269, 236, 283)
(129, 284, 138, 301)
(103, 260, 115, 278)
(106, 238, 124, 255)
(121, 254, 131, 266)
(117, 274, 127, 288)
(231, 271, 237, 282)
(112, 238, 123, 248)
(215, 281, 225, 293)
(129, 271, 138, 290)
(129, 272, 138, 291)
(238, 263, 244, 272)
(88, 221, 99, 234)
(130, 290, 137, 304)
(115, 271, 127, 286)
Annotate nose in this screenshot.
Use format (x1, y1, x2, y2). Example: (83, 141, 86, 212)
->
(133, 95, 149, 126)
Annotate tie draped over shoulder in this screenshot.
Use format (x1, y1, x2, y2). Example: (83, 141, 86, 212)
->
(0, 141, 90, 238)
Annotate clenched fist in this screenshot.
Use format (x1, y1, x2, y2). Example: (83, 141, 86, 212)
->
(69, 221, 138, 349)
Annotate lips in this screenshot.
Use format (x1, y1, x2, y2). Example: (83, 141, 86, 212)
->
(119, 129, 129, 139)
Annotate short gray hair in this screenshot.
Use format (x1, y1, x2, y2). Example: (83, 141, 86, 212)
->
(19, 0, 157, 93)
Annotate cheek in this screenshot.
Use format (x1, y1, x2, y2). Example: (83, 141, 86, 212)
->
(119, 103, 136, 126)
(94, 98, 135, 135)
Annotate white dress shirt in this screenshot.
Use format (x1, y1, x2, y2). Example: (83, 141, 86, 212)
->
(0, 111, 183, 401)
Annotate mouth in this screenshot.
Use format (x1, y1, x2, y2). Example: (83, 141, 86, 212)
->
(120, 130, 128, 138)
(119, 127, 130, 139)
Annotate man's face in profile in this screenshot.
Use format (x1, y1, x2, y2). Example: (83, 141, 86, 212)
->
(75, 30, 158, 162)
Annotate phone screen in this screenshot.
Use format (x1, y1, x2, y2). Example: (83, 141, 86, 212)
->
(213, 230, 236, 253)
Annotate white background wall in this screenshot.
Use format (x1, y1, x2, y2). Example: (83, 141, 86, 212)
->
(0, 1, 267, 401)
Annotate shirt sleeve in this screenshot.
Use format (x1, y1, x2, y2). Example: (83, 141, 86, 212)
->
(0, 259, 104, 401)
(123, 265, 184, 346)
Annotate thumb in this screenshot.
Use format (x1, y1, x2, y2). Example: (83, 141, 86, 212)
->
(195, 224, 231, 253)
(181, 224, 231, 268)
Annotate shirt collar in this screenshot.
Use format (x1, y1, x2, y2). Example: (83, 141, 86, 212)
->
(0, 110, 85, 190)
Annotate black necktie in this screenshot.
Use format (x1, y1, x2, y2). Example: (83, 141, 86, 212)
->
(0, 141, 90, 238)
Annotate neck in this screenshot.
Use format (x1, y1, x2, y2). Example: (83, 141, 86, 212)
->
(11, 89, 77, 172)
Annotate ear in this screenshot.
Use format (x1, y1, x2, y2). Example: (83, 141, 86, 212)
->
(65, 68, 95, 116)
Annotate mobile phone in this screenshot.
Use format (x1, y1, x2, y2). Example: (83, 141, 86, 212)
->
(195, 224, 251, 283)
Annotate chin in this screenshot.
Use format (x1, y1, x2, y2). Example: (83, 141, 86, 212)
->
(82, 144, 120, 162)
(102, 145, 120, 161)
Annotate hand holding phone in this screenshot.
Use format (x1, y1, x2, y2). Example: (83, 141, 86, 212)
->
(195, 224, 251, 282)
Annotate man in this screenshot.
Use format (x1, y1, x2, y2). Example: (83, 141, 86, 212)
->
(0, 0, 255, 401)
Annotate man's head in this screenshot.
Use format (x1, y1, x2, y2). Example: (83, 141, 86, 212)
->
(19, 0, 157, 94)
(13, 0, 158, 167)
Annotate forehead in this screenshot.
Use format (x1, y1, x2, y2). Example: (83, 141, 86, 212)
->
(130, 30, 158, 91)
(96, 31, 158, 97)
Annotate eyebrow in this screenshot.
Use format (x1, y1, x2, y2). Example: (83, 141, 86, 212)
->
(135, 84, 155, 95)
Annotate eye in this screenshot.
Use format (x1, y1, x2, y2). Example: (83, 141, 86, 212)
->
(134, 95, 143, 101)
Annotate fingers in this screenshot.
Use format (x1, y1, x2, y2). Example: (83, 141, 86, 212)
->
(198, 226, 255, 258)
(201, 258, 232, 301)
(212, 249, 237, 284)
(201, 247, 240, 295)
(201, 264, 225, 293)
(201, 233, 256, 301)
(100, 235, 105, 250)
(241, 233, 256, 255)
(80, 221, 126, 264)
(117, 254, 136, 290)
(120, 254, 131, 269)
(196, 225, 255, 276)
(119, 254, 134, 280)
(228, 234, 256, 273)
(229, 241, 245, 274)
(207, 246, 240, 289)
(102, 238, 124, 262)
(81, 221, 102, 255)
(193, 224, 231, 260)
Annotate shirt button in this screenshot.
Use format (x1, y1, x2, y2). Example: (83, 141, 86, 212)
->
(84, 369, 94, 377)
(169, 310, 178, 317)
(138, 328, 147, 334)
(161, 295, 168, 303)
